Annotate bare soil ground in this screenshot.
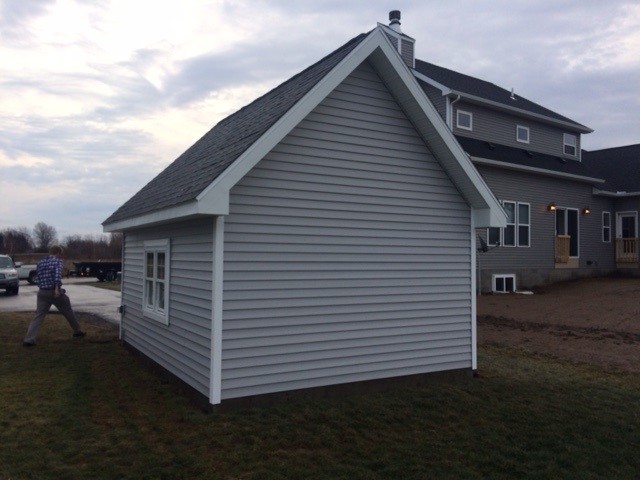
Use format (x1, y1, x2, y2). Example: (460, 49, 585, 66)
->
(477, 276, 640, 373)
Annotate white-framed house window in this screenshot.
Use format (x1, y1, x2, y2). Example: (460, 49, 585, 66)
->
(602, 212, 611, 242)
(563, 133, 577, 156)
(516, 125, 530, 144)
(143, 239, 170, 324)
(456, 110, 473, 131)
(487, 201, 530, 248)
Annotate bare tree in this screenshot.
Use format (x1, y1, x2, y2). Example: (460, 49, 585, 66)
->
(0, 228, 33, 254)
(33, 222, 58, 252)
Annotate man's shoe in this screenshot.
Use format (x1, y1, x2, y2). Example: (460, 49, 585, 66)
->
(22, 341, 36, 347)
(73, 331, 86, 338)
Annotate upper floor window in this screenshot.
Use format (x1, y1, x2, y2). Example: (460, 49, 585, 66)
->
(456, 110, 473, 131)
(563, 133, 577, 156)
(516, 125, 530, 144)
(143, 239, 170, 324)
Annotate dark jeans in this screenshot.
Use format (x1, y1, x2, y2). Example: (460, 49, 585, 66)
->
(24, 289, 82, 343)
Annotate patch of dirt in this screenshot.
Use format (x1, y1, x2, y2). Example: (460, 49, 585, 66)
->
(477, 276, 640, 373)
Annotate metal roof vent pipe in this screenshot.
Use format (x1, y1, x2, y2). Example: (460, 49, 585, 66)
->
(389, 10, 402, 33)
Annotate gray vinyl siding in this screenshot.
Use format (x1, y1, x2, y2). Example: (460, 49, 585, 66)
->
(122, 218, 213, 396)
(453, 102, 581, 159)
(476, 165, 616, 285)
(400, 39, 414, 68)
(221, 60, 472, 400)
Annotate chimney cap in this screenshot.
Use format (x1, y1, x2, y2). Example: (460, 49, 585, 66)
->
(389, 10, 401, 32)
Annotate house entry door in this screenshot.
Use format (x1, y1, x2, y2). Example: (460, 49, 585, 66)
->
(615, 212, 638, 264)
(556, 208, 579, 257)
(617, 213, 637, 239)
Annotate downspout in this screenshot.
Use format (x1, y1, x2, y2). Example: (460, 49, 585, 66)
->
(449, 94, 461, 130)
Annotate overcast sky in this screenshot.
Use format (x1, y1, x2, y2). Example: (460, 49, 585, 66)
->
(2, 0, 639, 239)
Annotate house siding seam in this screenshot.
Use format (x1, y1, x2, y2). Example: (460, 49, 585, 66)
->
(452, 102, 581, 159)
(121, 218, 214, 396)
(220, 61, 473, 400)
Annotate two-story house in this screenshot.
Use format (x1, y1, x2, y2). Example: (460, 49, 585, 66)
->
(379, 14, 639, 292)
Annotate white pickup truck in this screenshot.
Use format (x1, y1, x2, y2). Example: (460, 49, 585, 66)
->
(15, 262, 38, 285)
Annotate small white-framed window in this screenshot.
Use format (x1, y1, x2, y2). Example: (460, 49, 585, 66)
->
(516, 125, 530, 144)
(143, 239, 170, 324)
(503, 201, 516, 247)
(563, 133, 577, 156)
(518, 203, 530, 247)
(602, 211, 611, 243)
(492, 274, 516, 293)
(456, 110, 473, 131)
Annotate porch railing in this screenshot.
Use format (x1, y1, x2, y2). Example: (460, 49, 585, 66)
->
(555, 235, 570, 264)
(616, 237, 638, 263)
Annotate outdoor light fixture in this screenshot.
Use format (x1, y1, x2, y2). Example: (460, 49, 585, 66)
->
(547, 203, 557, 212)
(582, 207, 591, 215)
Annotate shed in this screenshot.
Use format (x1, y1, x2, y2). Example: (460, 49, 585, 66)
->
(103, 24, 505, 406)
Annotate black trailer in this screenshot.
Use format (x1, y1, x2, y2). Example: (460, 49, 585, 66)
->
(73, 261, 121, 282)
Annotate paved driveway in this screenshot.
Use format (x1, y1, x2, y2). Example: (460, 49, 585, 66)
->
(0, 278, 121, 324)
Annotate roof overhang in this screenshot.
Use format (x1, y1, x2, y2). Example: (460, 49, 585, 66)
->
(471, 156, 606, 185)
(592, 188, 640, 198)
(107, 27, 506, 231)
(412, 70, 593, 134)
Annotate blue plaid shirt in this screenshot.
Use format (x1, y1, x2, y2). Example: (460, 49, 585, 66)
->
(37, 256, 63, 289)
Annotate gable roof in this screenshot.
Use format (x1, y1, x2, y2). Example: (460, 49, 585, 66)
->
(104, 27, 506, 231)
(413, 59, 592, 134)
(103, 32, 369, 227)
(584, 144, 640, 194)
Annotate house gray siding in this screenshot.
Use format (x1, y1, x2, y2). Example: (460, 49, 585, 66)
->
(221, 60, 473, 400)
(121, 218, 213, 396)
(453, 102, 581, 160)
(476, 165, 617, 290)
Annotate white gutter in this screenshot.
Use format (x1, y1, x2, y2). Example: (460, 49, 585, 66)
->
(592, 188, 640, 197)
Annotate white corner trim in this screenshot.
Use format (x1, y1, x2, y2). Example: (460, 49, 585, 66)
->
(209, 216, 224, 405)
(470, 212, 478, 370)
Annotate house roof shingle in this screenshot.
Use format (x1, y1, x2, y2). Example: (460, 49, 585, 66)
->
(583, 144, 640, 193)
(414, 59, 591, 132)
(103, 32, 368, 225)
(457, 135, 603, 183)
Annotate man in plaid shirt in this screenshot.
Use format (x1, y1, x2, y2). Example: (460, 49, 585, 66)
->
(23, 245, 85, 346)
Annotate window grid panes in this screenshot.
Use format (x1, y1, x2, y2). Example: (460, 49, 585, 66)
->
(143, 240, 169, 324)
(516, 125, 530, 144)
(602, 212, 611, 242)
(488, 201, 530, 248)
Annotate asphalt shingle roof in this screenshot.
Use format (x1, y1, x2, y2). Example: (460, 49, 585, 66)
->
(457, 135, 602, 182)
(414, 59, 590, 131)
(583, 144, 640, 193)
(104, 32, 368, 225)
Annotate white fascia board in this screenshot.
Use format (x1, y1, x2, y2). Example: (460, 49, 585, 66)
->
(411, 70, 452, 96)
(366, 44, 506, 228)
(472, 156, 606, 185)
(197, 29, 392, 208)
(448, 90, 593, 134)
(103, 201, 202, 232)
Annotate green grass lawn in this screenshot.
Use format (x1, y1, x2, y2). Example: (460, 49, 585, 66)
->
(1, 312, 639, 479)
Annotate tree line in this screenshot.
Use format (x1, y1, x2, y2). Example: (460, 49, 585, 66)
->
(1, 222, 122, 260)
